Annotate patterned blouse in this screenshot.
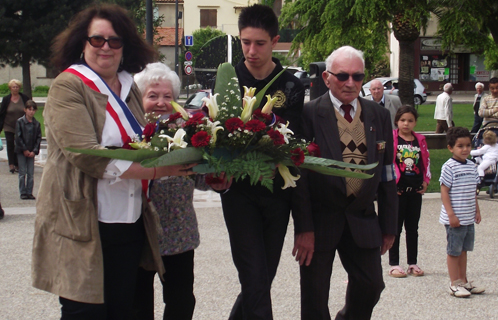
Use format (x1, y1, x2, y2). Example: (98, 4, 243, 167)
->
(150, 175, 210, 256)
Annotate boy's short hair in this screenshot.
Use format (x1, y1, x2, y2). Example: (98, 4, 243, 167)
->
(489, 77, 498, 85)
(25, 100, 38, 110)
(238, 4, 278, 39)
(446, 127, 471, 147)
(483, 130, 497, 145)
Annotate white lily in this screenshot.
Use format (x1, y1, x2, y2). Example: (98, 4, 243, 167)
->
(243, 86, 256, 98)
(201, 93, 220, 119)
(276, 121, 294, 144)
(206, 119, 224, 144)
(278, 164, 300, 189)
(171, 101, 190, 120)
(241, 96, 257, 123)
(159, 128, 187, 151)
(261, 94, 278, 114)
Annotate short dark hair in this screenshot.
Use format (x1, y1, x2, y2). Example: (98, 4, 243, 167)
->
(489, 77, 498, 85)
(238, 4, 279, 39)
(50, 3, 157, 73)
(25, 100, 37, 110)
(394, 105, 418, 126)
(446, 127, 471, 147)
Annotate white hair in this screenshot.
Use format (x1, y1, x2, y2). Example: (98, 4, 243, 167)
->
(443, 83, 453, 92)
(134, 62, 181, 100)
(325, 46, 365, 71)
(475, 82, 484, 89)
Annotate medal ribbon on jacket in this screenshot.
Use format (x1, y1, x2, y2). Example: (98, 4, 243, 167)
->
(64, 64, 150, 197)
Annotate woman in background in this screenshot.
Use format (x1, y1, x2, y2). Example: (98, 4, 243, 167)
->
(0, 79, 30, 173)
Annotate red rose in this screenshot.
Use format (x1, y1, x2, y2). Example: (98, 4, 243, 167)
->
(291, 148, 305, 166)
(306, 142, 321, 157)
(205, 175, 225, 185)
(267, 129, 285, 146)
(168, 112, 182, 122)
(244, 119, 266, 132)
(191, 131, 211, 147)
(122, 136, 134, 149)
(225, 118, 244, 132)
(142, 123, 157, 142)
(185, 113, 205, 127)
(252, 109, 272, 123)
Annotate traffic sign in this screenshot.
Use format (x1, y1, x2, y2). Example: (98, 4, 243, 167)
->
(184, 61, 192, 65)
(185, 51, 192, 61)
(185, 65, 193, 75)
(185, 35, 193, 46)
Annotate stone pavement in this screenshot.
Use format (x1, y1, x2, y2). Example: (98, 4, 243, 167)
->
(2, 150, 498, 319)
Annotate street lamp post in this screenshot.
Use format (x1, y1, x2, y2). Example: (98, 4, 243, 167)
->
(146, 0, 153, 45)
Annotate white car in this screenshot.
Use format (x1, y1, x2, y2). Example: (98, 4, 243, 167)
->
(361, 77, 428, 105)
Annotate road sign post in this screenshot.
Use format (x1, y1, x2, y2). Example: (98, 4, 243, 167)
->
(185, 35, 193, 47)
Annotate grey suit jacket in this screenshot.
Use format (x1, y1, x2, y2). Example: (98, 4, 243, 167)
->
(292, 93, 398, 251)
(369, 94, 401, 128)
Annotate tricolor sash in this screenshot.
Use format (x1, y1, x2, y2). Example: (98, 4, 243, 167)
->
(64, 64, 150, 197)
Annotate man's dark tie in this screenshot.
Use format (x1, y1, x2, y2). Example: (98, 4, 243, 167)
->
(341, 104, 353, 123)
(380, 101, 385, 107)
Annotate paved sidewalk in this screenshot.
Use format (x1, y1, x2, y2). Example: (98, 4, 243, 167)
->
(2, 152, 498, 319)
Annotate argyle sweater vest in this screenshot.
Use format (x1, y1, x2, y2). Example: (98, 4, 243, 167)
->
(335, 103, 368, 197)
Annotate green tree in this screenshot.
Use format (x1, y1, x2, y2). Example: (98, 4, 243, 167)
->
(0, 0, 93, 97)
(433, 0, 498, 70)
(189, 28, 226, 67)
(280, 0, 430, 105)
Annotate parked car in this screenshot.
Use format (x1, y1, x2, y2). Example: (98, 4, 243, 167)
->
(361, 77, 428, 105)
(183, 90, 210, 116)
(294, 70, 311, 96)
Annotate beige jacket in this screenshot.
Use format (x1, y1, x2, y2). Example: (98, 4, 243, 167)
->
(32, 71, 164, 304)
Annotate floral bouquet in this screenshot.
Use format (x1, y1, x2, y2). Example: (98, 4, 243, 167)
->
(68, 63, 376, 191)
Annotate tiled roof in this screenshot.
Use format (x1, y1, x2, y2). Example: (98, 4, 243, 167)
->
(156, 27, 183, 46)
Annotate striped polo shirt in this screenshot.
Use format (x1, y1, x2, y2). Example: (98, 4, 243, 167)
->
(439, 157, 480, 225)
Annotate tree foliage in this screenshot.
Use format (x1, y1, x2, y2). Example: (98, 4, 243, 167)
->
(280, 0, 430, 105)
(433, 0, 498, 70)
(0, 0, 157, 97)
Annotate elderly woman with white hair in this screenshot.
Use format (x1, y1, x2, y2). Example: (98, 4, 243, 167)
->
(133, 62, 210, 320)
(471, 82, 488, 133)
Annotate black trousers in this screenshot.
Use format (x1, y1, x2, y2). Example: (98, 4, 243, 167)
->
(300, 224, 384, 320)
(221, 189, 290, 320)
(4, 131, 18, 167)
(134, 250, 196, 320)
(389, 192, 422, 266)
(60, 217, 145, 320)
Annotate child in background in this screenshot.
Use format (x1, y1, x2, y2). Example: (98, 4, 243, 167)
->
(440, 127, 484, 298)
(389, 106, 431, 278)
(14, 100, 41, 200)
(470, 130, 498, 182)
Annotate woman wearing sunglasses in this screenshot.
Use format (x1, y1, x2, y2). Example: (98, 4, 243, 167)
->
(32, 4, 196, 319)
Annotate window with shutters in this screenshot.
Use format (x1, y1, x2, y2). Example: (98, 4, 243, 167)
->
(200, 9, 217, 28)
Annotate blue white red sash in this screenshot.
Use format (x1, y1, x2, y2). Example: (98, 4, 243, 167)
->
(64, 64, 151, 197)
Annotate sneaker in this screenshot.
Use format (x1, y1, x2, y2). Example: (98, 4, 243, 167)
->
(449, 280, 471, 298)
(463, 281, 485, 294)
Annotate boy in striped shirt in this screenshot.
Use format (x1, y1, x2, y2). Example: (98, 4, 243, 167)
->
(440, 127, 484, 297)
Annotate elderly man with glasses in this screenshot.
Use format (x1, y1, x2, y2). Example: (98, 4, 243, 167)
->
(292, 45, 398, 320)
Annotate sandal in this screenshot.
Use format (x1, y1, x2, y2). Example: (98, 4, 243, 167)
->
(407, 265, 424, 277)
(388, 266, 407, 278)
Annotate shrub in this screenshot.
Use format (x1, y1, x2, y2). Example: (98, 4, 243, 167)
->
(34, 86, 50, 94)
(0, 83, 9, 94)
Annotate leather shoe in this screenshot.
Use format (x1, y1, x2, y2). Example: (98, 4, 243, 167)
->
(27, 194, 36, 200)
(0, 207, 4, 220)
(20, 194, 28, 200)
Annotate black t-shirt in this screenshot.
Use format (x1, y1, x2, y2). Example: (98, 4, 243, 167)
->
(231, 57, 305, 195)
(395, 136, 424, 189)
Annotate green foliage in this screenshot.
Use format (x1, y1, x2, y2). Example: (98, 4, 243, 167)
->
(433, 0, 498, 70)
(189, 28, 226, 67)
(0, 83, 9, 95)
(33, 86, 49, 94)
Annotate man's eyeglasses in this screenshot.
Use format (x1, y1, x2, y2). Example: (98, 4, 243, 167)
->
(327, 71, 365, 82)
(87, 36, 124, 49)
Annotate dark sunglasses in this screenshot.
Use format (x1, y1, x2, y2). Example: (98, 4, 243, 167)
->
(87, 36, 124, 49)
(327, 71, 365, 82)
